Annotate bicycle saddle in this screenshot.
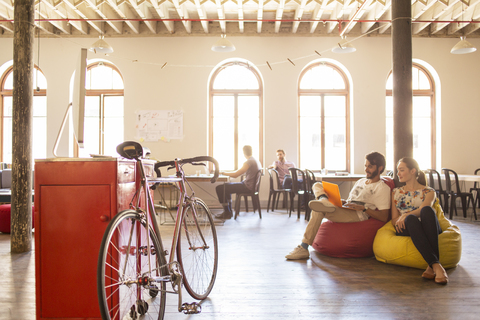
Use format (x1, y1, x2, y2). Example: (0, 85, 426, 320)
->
(116, 141, 145, 160)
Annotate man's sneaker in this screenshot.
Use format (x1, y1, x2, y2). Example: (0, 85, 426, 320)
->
(285, 245, 310, 260)
(309, 198, 336, 213)
(214, 210, 233, 220)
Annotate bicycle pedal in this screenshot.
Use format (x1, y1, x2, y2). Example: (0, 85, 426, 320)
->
(181, 302, 202, 314)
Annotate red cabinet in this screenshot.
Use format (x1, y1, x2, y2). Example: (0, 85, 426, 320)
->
(34, 158, 138, 320)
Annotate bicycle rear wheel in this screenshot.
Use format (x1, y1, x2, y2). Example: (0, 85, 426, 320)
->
(97, 210, 167, 320)
(177, 198, 218, 300)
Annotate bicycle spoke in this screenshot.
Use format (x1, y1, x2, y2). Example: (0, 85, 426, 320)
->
(98, 210, 167, 320)
(177, 199, 218, 300)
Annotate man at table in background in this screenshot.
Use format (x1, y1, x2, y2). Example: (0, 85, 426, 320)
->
(268, 149, 296, 189)
(214, 145, 262, 220)
(285, 151, 391, 260)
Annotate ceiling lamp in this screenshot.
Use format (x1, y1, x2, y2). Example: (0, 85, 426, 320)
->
(450, 37, 477, 54)
(211, 35, 236, 52)
(331, 37, 356, 54)
(89, 36, 114, 54)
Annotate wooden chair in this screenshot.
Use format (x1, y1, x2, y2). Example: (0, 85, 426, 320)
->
(288, 168, 307, 219)
(469, 168, 480, 209)
(267, 169, 289, 212)
(425, 169, 449, 214)
(234, 169, 263, 220)
(303, 169, 316, 221)
(442, 168, 477, 220)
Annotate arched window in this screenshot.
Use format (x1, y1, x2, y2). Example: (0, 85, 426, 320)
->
(386, 63, 436, 170)
(209, 61, 263, 170)
(0, 63, 47, 163)
(298, 61, 350, 171)
(78, 61, 124, 157)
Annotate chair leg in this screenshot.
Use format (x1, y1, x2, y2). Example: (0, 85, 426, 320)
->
(267, 192, 272, 213)
(451, 195, 457, 218)
(272, 193, 277, 212)
(297, 194, 301, 219)
(289, 193, 294, 217)
(255, 195, 262, 219)
(244, 197, 249, 213)
(234, 196, 241, 220)
(444, 193, 450, 216)
(460, 196, 467, 218)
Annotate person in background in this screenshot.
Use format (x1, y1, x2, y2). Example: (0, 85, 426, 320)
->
(392, 157, 448, 285)
(215, 145, 262, 220)
(268, 149, 296, 189)
(285, 152, 391, 260)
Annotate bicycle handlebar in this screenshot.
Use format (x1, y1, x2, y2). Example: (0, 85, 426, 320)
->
(154, 156, 220, 183)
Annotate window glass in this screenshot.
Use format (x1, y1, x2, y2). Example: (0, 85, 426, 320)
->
(385, 65, 435, 171)
(299, 64, 345, 90)
(238, 96, 260, 166)
(210, 62, 263, 170)
(299, 62, 349, 171)
(213, 65, 259, 90)
(212, 96, 235, 169)
(79, 62, 124, 157)
(1, 66, 47, 163)
(299, 96, 321, 170)
(324, 96, 346, 170)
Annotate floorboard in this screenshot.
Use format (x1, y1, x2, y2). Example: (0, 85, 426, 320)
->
(1, 208, 479, 320)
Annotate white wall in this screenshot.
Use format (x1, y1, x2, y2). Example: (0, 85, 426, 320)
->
(1, 35, 479, 205)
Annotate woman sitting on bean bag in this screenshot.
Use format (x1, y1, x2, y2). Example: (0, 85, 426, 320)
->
(391, 157, 448, 285)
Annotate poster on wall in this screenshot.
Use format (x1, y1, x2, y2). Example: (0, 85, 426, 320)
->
(136, 110, 183, 141)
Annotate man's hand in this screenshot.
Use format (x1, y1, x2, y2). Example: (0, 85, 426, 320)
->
(342, 202, 364, 211)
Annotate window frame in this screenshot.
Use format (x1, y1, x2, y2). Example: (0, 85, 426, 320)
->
(208, 61, 264, 169)
(386, 63, 436, 169)
(0, 65, 47, 162)
(76, 61, 124, 156)
(297, 61, 351, 172)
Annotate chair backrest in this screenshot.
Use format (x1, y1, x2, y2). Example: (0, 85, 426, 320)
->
(288, 167, 306, 193)
(268, 168, 281, 191)
(442, 168, 461, 193)
(474, 168, 480, 189)
(425, 169, 444, 192)
(253, 169, 263, 194)
(304, 169, 316, 194)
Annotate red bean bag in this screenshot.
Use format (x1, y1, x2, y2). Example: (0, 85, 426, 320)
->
(311, 177, 395, 258)
(0, 204, 35, 233)
(312, 218, 387, 258)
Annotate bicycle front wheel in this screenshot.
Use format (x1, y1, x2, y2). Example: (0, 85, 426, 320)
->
(177, 198, 218, 300)
(97, 210, 167, 320)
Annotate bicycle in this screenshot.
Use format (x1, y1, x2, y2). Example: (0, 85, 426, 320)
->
(97, 141, 220, 320)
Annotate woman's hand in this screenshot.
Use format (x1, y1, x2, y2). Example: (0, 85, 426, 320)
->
(395, 214, 408, 233)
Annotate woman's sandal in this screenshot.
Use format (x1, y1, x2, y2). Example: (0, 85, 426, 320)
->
(434, 272, 449, 285)
(422, 267, 435, 280)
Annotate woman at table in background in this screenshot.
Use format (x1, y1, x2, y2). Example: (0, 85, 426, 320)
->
(392, 157, 448, 285)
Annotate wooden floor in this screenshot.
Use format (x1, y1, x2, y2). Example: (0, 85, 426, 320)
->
(2, 208, 480, 320)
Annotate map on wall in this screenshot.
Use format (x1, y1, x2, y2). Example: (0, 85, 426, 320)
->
(136, 110, 183, 141)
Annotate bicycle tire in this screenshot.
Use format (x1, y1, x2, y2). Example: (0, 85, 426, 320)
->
(177, 198, 218, 300)
(97, 209, 167, 320)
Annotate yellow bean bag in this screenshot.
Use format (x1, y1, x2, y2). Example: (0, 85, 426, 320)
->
(373, 199, 461, 269)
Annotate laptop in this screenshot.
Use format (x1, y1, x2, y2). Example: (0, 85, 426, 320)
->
(321, 181, 365, 209)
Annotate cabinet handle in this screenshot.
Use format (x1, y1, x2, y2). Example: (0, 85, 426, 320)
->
(100, 215, 110, 222)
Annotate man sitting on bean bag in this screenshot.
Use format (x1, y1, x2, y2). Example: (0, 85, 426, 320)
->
(285, 151, 391, 260)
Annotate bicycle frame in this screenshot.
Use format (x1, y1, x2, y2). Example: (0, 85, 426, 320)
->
(133, 157, 212, 312)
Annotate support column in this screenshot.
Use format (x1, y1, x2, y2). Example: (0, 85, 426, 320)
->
(11, 0, 35, 253)
(392, 0, 413, 181)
